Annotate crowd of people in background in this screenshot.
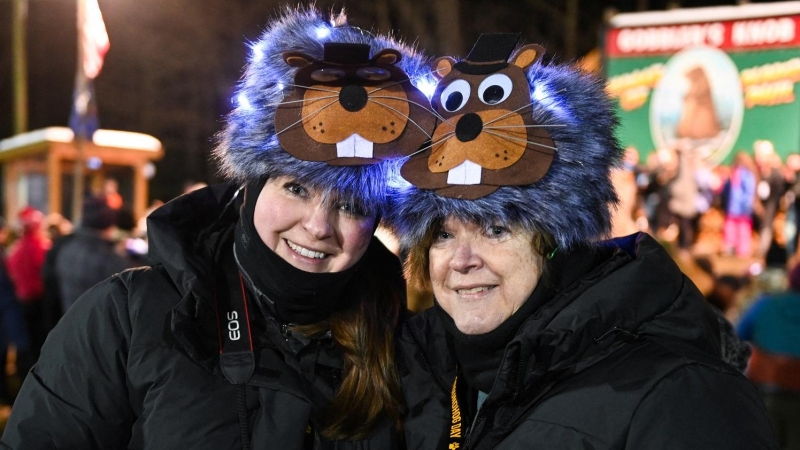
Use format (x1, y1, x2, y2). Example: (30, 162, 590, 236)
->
(613, 140, 800, 266)
(0, 179, 206, 415)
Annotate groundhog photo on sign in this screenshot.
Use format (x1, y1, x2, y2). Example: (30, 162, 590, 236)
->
(676, 65, 721, 140)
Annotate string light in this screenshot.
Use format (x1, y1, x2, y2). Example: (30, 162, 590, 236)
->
(315, 26, 331, 39)
(251, 42, 265, 62)
(416, 78, 438, 100)
(237, 93, 252, 111)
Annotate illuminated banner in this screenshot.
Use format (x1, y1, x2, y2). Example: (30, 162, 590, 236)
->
(606, 3, 800, 164)
(607, 16, 800, 56)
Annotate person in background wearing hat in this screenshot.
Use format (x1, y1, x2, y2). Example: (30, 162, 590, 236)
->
(737, 262, 800, 450)
(5, 207, 51, 377)
(389, 34, 779, 449)
(43, 195, 136, 317)
(0, 216, 30, 406)
(1, 6, 436, 449)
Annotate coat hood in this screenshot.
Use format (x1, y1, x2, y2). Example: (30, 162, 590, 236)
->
(146, 183, 240, 301)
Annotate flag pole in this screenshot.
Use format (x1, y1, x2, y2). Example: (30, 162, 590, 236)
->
(71, 0, 87, 223)
(12, 0, 29, 135)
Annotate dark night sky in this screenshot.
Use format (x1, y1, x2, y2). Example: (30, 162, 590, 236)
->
(0, 0, 779, 203)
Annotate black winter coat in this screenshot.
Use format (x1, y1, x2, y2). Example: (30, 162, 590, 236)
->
(399, 233, 779, 450)
(1, 184, 403, 450)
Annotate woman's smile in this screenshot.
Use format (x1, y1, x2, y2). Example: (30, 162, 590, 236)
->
(285, 239, 329, 260)
(453, 285, 497, 297)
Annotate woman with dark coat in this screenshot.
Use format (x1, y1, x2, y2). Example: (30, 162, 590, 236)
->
(388, 34, 779, 450)
(1, 7, 435, 449)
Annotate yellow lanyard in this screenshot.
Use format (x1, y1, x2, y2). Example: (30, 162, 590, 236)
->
(447, 376, 464, 449)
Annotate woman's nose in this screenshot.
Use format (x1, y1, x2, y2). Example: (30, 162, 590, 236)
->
(449, 240, 482, 273)
(303, 205, 335, 240)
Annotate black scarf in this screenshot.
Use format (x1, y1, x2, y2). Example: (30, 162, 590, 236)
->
(233, 178, 362, 325)
(438, 280, 553, 393)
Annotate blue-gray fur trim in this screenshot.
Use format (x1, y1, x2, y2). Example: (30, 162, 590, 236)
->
(387, 62, 623, 250)
(213, 5, 431, 217)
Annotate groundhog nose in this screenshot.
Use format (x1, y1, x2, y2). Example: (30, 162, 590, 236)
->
(339, 84, 368, 112)
(455, 113, 483, 142)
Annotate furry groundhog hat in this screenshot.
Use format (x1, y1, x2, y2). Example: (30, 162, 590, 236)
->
(214, 6, 435, 217)
(388, 33, 623, 251)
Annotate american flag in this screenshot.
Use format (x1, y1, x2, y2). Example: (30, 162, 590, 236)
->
(81, 0, 109, 80)
(70, 0, 109, 139)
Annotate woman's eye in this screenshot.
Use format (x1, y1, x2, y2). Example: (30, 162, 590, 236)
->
(434, 230, 452, 241)
(487, 225, 509, 238)
(337, 202, 366, 218)
(284, 183, 308, 197)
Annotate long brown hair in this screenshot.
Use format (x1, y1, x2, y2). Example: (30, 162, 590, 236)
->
(293, 244, 406, 441)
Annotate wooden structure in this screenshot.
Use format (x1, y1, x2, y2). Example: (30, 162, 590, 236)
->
(0, 127, 163, 222)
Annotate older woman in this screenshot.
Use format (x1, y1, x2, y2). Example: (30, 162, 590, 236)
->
(390, 34, 778, 450)
(1, 8, 434, 449)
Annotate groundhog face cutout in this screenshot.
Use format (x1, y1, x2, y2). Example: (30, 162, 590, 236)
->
(275, 42, 436, 166)
(401, 34, 556, 199)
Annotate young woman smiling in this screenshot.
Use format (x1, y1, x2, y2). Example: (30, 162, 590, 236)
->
(1, 7, 434, 449)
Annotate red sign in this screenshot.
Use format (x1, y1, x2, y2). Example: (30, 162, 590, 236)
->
(607, 15, 800, 57)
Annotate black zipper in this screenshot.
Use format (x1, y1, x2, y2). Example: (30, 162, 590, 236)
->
(463, 410, 487, 449)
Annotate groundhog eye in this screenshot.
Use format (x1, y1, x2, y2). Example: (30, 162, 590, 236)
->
(439, 79, 471, 112)
(356, 67, 391, 81)
(310, 68, 346, 83)
(478, 74, 513, 105)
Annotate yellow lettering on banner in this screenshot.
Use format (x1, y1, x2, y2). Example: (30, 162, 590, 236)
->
(618, 86, 650, 111)
(607, 64, 664, 96)
(606, 64, 664, 111)
(745, 80, 795, 108)
(450, 423, 462, 438)
(741, 58, 800, 86)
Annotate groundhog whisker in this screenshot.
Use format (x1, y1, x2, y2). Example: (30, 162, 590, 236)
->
(483, 130, 558, 152)
(270, 95, 339, 108)
(483, 124, 567, 129)
(368, 100, 433, 139)
(286, 84, 340, 94)
(275, 99, 340, 135)
(368, 96, 449, 123)
(366, 78, 423, 95)
(406, 132, 456, 158)
(482, 102, 536, 127)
